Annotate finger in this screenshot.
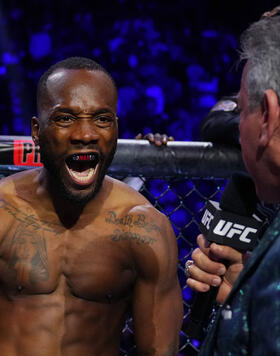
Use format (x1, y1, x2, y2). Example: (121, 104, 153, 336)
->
(186, 277, 210, 293)
(196, 234, 211, 256)
(161, 134, 168, 145)
(242, 251, 251, 265)
(143, 133, 155, 142)
(159, 134, 174, 145)
(216, 283, 232, 305)
(210, 243, 243, 264)
(135, 133, 143, 140)
(187, 260, 224, 287)
(197, 234, 242, 264)
(192, 247, 226, 276)
(154, 133, 164, 146)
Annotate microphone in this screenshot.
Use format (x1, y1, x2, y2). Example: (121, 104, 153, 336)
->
(186, 173, 262, 339)
(199, 174, 262, 251)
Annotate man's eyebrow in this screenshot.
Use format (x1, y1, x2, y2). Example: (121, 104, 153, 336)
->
(53, 108, 115, 116)
(54, 108, 76, 115)
(93, 109, 115, 115)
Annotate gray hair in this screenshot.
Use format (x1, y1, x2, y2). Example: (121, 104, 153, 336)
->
(240, 17, 280, 111)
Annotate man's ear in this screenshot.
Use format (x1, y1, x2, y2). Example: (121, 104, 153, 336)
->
(31, 116, 40, 146)
(259, 89, 280, 146)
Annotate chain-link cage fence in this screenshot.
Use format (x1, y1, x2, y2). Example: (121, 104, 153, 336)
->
(0, 137, 246, 355)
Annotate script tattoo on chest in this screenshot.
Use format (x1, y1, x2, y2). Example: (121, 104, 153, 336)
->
(0, 198, 62, 285)
(105, 210, 160, 246)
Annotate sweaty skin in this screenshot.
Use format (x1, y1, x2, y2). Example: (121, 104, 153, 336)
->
(0, 67, 182, 356)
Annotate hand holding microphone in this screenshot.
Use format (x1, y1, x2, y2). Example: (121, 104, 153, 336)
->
(186, 234, 245, 303)
(185, 173, 264, 339)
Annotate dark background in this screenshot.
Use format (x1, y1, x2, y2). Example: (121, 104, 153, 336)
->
(0, 0, 279, 140)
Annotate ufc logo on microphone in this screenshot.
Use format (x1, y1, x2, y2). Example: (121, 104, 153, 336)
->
(201, 209, 214, 229)
(213, 220, 257, 243)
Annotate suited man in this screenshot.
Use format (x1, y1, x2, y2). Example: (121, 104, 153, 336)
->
(187, 14, 280, 355)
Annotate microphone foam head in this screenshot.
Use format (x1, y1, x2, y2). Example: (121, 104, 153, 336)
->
(220, 173, 258, 216)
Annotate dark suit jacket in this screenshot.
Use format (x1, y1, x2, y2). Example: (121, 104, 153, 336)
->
(200, 96, 240, 147)
(199, 209, 280, 355)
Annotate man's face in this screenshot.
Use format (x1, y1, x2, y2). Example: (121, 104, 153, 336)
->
(33, 68, 118, 204)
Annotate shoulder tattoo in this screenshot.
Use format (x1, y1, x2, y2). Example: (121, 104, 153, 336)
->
(105, 210, 161, 246)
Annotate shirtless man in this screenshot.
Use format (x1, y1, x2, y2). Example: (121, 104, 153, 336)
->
(0, 57, 182, 356)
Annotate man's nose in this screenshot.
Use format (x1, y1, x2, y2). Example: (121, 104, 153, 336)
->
(70, 119, 99, 144)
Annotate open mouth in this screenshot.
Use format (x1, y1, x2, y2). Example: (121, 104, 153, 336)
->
(65, 152, 100, 186)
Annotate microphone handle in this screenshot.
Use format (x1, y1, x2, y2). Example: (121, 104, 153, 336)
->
(186, 286, 219, 340)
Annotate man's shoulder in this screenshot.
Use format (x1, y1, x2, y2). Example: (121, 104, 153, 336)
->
(104, 175, 152, 206)
(0, 168, 40, 205)
(105, 176, 172, 221)
(0, 168, 39, 188)
(0, 171, 37, 230)
(104, 176, 171, 227)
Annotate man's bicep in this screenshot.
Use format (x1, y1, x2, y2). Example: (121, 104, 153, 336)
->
(131, 218, 183, 355)
(132, 276, 182, 356)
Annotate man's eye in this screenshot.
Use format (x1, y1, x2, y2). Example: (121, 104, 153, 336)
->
(58, 116, 72, 122)
(98, 116, 111, 122)
(55, 116, 75, 125)
(96, 116, 113, 126)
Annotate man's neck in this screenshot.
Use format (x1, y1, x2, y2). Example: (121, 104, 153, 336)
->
(39, 167, 87, 228)
(52, 195, 85, 228)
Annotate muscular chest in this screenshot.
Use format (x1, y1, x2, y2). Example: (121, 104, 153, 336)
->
(0, 218, 136, 302)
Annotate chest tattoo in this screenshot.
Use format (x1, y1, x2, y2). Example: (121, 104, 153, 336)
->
(0, 198, 61, 285)
(8, 222, 50, 285)
(0, 197, 62, 234)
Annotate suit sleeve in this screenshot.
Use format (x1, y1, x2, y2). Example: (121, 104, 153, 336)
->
(200, 96, 240, 147)
(250, 241, 280, 355)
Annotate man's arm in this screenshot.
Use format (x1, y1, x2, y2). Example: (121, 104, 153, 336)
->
(200, 96, 240, 146)
(186, 234, 245, 304)
(130, 207, 182, 355)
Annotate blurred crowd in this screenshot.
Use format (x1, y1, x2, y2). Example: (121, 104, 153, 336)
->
(0, 1, 252, 139)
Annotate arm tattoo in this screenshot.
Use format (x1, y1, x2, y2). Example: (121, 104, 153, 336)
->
(110, 229, 157, 245)
(106, 211, 159, 246)
(105, 210, 161, 233)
